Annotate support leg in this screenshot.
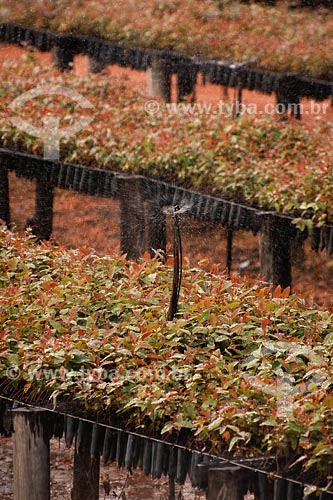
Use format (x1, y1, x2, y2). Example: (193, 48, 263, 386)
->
(118, 176, 146, 260)
(72, 421, 100, 500)
(259, 215, 292, 291)
(12, 409, 51, 500)
(148, 56, 172, 102)
(206, 466, 247, 500)
(52, 42, 75, 71)
(27, 178, 54, 240)
(0, 166, 10, 225)
(147, 201, 167, 258)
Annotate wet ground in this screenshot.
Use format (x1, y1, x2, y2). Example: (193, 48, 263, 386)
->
(0, 433, 258, 499)
(0, 435, 208, 500)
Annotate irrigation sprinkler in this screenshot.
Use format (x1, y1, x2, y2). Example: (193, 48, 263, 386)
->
(164, 204, 190, 321)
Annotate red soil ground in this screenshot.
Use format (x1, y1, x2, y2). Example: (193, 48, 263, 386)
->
(1, 42, 333, 307)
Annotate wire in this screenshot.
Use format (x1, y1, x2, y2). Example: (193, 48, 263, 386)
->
(1, 394, 332, 494)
